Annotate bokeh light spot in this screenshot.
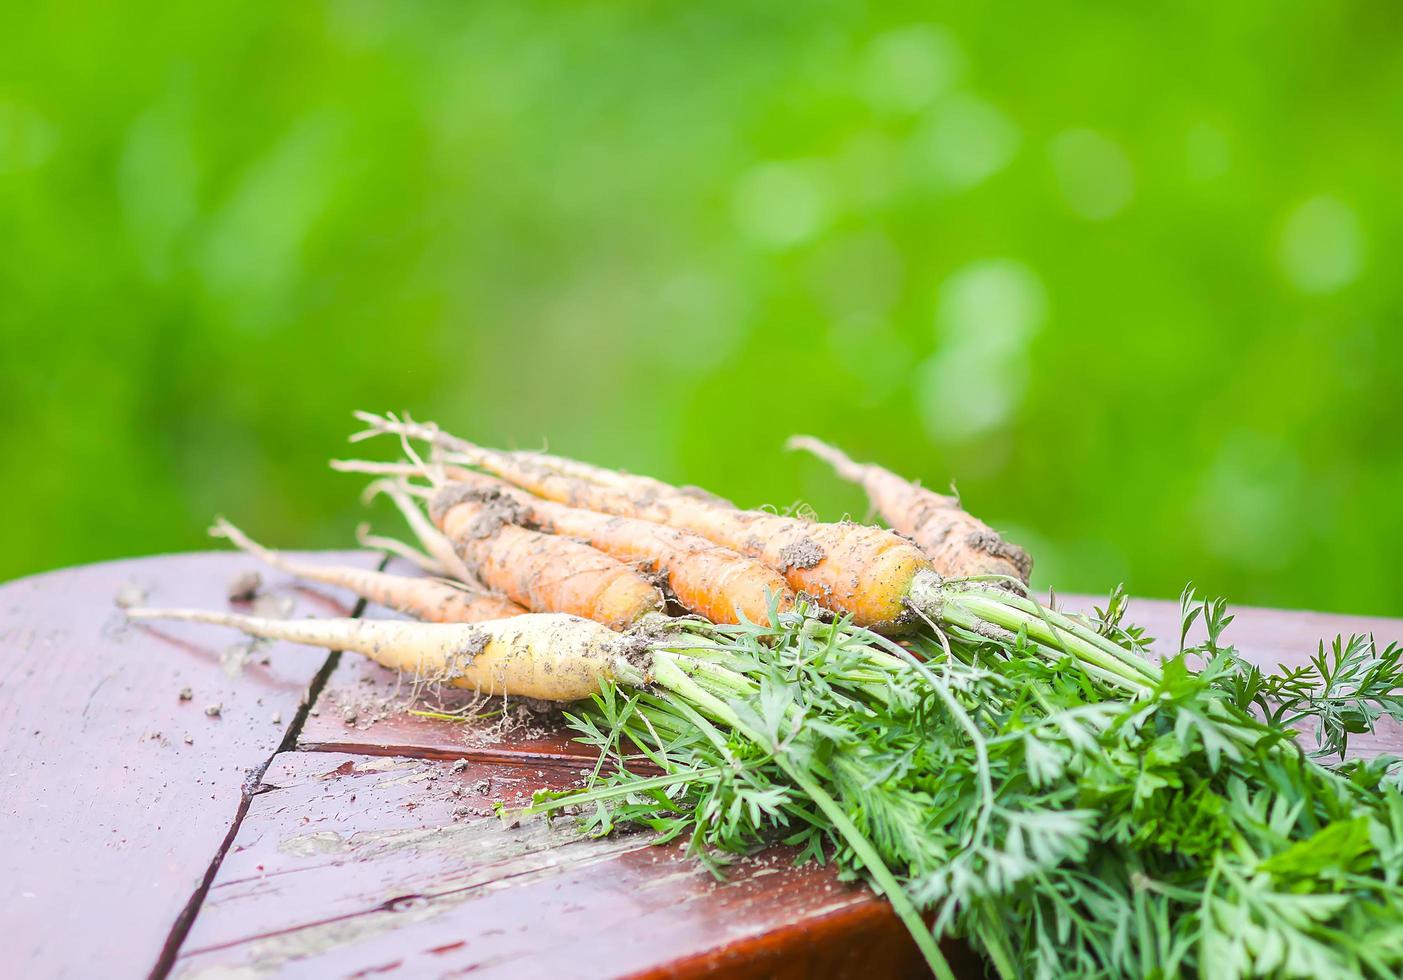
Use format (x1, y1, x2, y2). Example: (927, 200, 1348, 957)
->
(917, 346, 1029, 442)
(912, 95, 1020, 192)
(732, 161, 832, 249)
(935, 258, 1047, 355)
(119, 100, 200, 283)
(1193, 432, 1306, 571)
(1049, 128, 1135, 220)
(861, 25, 964, 114)
(920, 259, 1047, 441)
(0, 101, 58, 174)
(1278, 196, 1364, 294)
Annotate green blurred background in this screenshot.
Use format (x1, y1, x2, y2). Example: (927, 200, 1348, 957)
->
(4, 2, 1400, 615)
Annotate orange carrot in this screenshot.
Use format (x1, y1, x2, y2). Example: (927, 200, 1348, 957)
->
(423, 481, 666, 631)
(211, 518, 525, 623)
(352, 414, 935, 633)
(334, 460, 795, 626)
(788, 437, 1032, 584)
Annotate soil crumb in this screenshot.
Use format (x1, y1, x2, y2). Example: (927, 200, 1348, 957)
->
(778, 538, 825, 571)
(114, 584, 148, 609)
(227, 569, 262, 603)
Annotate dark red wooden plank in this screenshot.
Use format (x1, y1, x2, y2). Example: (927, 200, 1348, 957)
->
(174, 751, 947, 979)
(0, 551, 375, 979)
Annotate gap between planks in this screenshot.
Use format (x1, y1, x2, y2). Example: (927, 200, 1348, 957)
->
(146, 556, 387, 980)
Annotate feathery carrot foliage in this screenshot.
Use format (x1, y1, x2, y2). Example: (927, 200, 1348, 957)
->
(521, 589, 1403, 979)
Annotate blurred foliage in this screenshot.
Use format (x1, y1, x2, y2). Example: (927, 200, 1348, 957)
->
(3, 2, 1400, 616)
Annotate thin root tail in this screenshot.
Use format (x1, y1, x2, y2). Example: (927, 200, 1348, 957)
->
(786, 435, 867, 483)
(356, 523, 446, 576)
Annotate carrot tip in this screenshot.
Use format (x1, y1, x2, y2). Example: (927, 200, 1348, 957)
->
(786, 435, 867, 483)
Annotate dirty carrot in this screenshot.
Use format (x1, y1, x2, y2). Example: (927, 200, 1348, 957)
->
(333, 459, 795, 626)
(353, 413, 932, 633)
(788, 436, 1032, 584)
(211, 518, 525, 623)
(420, 479, 666, 631)
(125, 607, 641, 701)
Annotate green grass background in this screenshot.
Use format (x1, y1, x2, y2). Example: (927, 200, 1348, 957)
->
(4, 2, 1400, 616)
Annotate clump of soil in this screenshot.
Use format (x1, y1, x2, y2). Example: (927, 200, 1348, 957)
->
(227, 570, 262, 603)
(778, 538, 825, 571)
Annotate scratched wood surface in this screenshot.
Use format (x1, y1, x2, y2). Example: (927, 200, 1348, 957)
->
(0, 551, 375, 980)
(174, 751, 950, 979)
(2, 554, 1401, 980)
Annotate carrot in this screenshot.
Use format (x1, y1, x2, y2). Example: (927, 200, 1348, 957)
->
(125, 608, 640, 701)
(423, 480, 666, 631)
(349, 472, 666, 631)
(352, 413, 934, 633)
(210, 518, 525, 623)
(333, 459, 796, 626)
(788, 436, 1032, 584)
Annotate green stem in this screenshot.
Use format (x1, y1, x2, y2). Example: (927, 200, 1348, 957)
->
(778, 759, 957, 980)
(667, 653, 760, 700)
(939, 605, 1147, 693)
(952, 593, 1155, 689)
(1007, 592, 1163, 682)
(973, 902, 1019, 980)
(654, 649, 957, 980)
(651, 653, 747, 730)
(513, 765, 726, 819)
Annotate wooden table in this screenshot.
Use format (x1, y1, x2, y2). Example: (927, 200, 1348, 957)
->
(3, 554, 1400, 979)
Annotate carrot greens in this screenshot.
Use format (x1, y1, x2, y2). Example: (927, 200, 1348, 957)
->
(520, 593, 1403, 979)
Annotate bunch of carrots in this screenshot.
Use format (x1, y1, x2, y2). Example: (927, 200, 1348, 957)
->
(129, 413, 1403, 980)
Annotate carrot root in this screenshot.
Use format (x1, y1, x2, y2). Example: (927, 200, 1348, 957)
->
(125, 607, 642, 701)
(356, 476, 475, 584)
(209, 517, 525, 624)
(354, 523, 446, 577)
(789, 435, 1032, 585)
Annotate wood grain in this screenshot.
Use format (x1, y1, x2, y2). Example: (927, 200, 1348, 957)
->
(174, 751, 947, 979)
(297, 647, 593, 765)
(0, 551, 374, 980)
